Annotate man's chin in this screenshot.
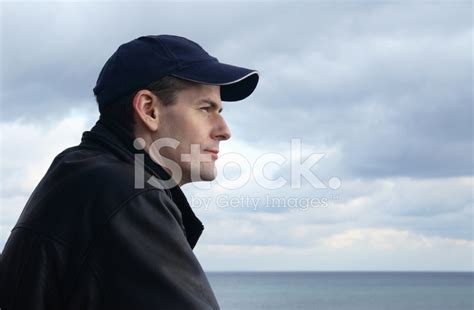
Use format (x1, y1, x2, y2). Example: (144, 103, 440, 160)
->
(193, 173, 217, 182)
(189, 167, 217, 182)
(194, 167, 217, 182)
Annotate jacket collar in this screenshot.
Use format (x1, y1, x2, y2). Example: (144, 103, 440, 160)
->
(80, 116, 204, 249)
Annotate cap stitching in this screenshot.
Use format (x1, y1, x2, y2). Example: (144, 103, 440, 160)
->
(155, 38, 179, 63)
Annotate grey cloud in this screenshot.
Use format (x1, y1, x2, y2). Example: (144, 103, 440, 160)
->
(1, 1, 472, 241)
(2, 1, 470, 117)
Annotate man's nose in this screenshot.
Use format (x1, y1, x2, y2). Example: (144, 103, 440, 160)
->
(213, 115, 232, 141)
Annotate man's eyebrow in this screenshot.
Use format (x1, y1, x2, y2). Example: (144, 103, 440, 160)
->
(200, 99, 223, 113)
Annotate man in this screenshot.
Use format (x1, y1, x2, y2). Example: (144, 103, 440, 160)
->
(0, 35, 259, 309)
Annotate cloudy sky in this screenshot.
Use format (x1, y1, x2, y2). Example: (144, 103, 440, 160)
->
(0, 0, 472, 271)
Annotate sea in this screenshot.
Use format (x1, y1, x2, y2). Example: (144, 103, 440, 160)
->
(207, 272, 473, 310)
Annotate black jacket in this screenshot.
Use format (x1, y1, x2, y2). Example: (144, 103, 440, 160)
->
(0, 118, 219, 309)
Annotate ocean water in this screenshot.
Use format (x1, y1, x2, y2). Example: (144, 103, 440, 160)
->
(207, 272, 473, 310)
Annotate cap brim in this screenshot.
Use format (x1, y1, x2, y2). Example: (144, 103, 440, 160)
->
(171, 61, 259, 102)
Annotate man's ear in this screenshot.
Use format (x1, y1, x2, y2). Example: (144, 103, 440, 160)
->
(132, 90, 160, 132)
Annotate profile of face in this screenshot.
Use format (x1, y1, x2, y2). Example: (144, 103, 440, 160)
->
(149, 84, 231, 185)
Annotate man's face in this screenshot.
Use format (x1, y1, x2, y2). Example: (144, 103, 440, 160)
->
(150, 84, 231, 185)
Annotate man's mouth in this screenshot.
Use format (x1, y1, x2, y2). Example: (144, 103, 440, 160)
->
(204, 149, 219, 160)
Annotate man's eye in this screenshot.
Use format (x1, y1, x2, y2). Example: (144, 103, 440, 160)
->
(200, 106, 211, 112)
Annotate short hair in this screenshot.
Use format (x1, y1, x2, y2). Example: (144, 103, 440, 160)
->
(98, 76, 198, 132)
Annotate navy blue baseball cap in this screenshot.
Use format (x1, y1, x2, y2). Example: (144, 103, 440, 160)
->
(93, 35, 259, 108)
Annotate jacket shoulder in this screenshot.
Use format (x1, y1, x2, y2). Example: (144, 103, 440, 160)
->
(15, 145, 160, 248)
